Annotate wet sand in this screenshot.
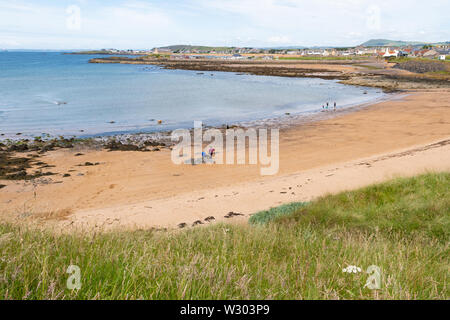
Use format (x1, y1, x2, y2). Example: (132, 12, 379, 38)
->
(1, 90, 449, 230)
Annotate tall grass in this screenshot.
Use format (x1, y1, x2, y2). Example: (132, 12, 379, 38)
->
(0, 172, 448, 300)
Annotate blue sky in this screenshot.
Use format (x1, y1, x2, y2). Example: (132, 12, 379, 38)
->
(1, 0, 449, 49)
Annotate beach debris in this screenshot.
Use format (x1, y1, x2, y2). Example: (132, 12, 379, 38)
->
(78, 162, 99, 166)
(204, 216, 215, 222)
(224, 212, 244, 219)
(192, 220, 204, 226)
(178, 223, 187, 229)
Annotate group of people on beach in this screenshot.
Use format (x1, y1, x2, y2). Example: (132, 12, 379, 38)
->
(322, 102, 337, 111)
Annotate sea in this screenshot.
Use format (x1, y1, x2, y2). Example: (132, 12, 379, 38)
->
(0, 51, 385, 139)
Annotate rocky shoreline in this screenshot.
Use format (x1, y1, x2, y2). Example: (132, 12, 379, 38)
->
(90, 56, 450, 91)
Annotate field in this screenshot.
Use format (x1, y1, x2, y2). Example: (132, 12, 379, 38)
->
(0, 172, 448, 300)
(278, 56, 367, 61)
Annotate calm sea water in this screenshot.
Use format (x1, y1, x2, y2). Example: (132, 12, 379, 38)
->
(0, 52, 384, 138)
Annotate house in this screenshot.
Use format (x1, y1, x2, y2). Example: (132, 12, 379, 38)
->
(423, 49, 439, 58)
(382, 48, 399, 58)
(439, 55, 447, 61)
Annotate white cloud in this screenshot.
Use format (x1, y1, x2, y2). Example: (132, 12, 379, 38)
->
(267, 35, 291, 44)
(0, 0, 449, 49)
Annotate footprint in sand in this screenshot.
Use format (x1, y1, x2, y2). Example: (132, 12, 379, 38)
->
(192, 220, 204, 226)
(178, 223, 187, 229)
(204, 216, 215, 222)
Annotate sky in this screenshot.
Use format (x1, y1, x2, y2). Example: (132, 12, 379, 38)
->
(1, 0, 449, 49)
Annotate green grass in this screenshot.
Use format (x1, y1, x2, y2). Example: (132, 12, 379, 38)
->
(0, 173, 448, 300)
(278, 56, 366, 61)
(249, 202, 308, 225)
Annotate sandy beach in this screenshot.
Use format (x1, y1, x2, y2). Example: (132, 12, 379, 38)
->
(1, 89, 449, 230)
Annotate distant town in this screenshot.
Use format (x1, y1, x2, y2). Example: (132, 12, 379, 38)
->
(81, 39, 450, 61)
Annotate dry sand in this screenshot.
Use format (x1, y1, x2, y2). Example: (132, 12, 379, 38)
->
(1, 90, 449, 230)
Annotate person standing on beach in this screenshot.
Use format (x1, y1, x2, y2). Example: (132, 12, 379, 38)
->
(334, 102, 336, 111)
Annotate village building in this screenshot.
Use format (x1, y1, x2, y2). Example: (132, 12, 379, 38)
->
(382, 48, 399, 58)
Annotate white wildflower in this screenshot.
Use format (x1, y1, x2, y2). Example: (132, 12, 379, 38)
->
(342, 265, 362, 274)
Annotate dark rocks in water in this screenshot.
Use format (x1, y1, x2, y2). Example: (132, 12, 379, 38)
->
(56, 101, 68, 105)
(109, 121, 116, 124)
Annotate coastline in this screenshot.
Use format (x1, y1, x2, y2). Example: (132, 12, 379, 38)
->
(1, 89, 449, 231)
(89, 56, 450, 91)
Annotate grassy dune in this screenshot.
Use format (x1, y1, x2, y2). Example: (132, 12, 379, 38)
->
(0, 173, 448, 300)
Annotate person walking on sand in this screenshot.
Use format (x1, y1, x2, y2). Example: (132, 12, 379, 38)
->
(334, 102, 337, 110)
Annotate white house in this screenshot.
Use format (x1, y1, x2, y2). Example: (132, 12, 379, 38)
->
(439, 55, 447, 61)
(382, 48, 399, 58)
